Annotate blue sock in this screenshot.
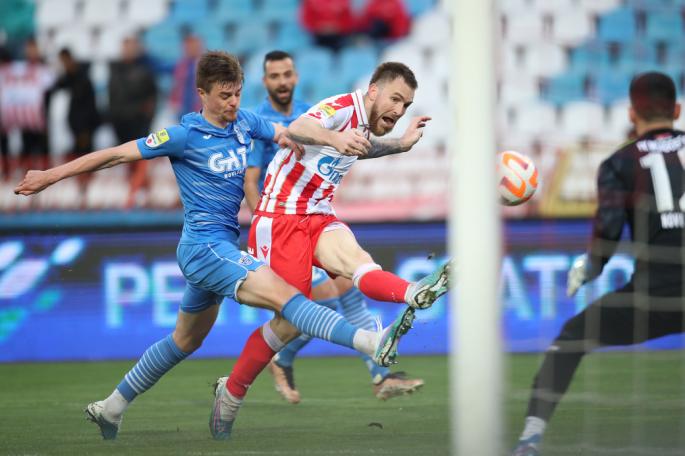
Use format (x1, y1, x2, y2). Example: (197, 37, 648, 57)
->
(275, 297, 339, 368)
(116, 334, 190, 401)
(339, 288, 390, 383)
(280, 294, 357, 349)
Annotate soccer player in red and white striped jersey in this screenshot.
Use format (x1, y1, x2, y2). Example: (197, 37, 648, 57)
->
(220, 63, 450, 427)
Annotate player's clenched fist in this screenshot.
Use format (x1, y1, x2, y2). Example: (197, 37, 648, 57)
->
(14, 170, 56, 195)
(333, 128, 371, 157)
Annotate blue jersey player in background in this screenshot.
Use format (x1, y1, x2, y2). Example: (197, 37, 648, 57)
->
(243, 50, 424, 404)
(14, 51, 418, 441)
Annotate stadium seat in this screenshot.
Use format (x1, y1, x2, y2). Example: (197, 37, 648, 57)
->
(524, 43, 567, 77)
(226, 20, 270, 56)
(54, 26, 95, 60)
(568, 42, 612, 73)
(259, 0, 299, 23)
(503, 11, 545, 44)
(81, 0, 123, 27)
(510, 102, 558, 138)
(125, 0, 169, 27)
(337, 46, 378, 87)
(645, 12, 684, 41)
(190, 21, 227, 51)
(605, 100, 632, 142)
(560, 101, 605, 138)
(380, 42, 425, 76)
(593, 71, 632, 104)
(532, 0, 579, 14)
(295, 47, 335, 86)
(95, 24, 139, 61)
(410, 9, 450, 49)
(499, 76, 539, 107)
(36, 0, 77, 28)
(405, 0, 437, 17)
(143, 22, 183, 64)
(214, 0, 255, 25)
(551, 9, 593, 46)
(499, 0, 535, 16)
(597, 7, 637, 43)
(275, 22, 312, 53)
(544, 73, 586, 105)
(578, 0, 621, 14)
(169, 0, 208, 23)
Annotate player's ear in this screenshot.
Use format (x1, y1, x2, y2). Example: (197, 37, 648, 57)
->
(367, 83, 378, 101)
(673, 103, 681, 121)
(628, 106, 637, 125)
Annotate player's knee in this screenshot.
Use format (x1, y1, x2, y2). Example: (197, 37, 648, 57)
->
(172, 330, 207, 353)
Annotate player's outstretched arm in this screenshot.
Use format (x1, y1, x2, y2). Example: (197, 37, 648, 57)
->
(14, 141, 143, 195)
(287, 116, 371, 156)
(361, 116, 431, 160)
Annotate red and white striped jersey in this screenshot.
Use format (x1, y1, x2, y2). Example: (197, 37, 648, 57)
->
(256, 89, 369, 215)
(0, 62, 55, 132)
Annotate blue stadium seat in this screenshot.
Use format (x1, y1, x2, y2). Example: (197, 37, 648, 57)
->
(190, 21, 227, 51)
(617, 42, 658, 68)
(170, 0, 209, 23)
(405, 0, 437, 17)
(143, 21, 183, 65)
(645, 12, 684, 41)
(569, 42, 612, 73)
(226, 20, 270, 56)
(626, 0, 674, 11)
(275, 22, 312, 53)
(338, 46, 378, 86)
(295, 47, 335, 85)
(544, 74, 586, 105)
(593, 71, 633, 104)
(259, 0, 299, 23)
(597, 7, 637, 42)
(214, 0, 255, 25)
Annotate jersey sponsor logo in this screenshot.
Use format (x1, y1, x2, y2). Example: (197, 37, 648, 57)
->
(636, 135, 685, 153)
(208, 146, 248, 176)
(317, 155, 344, 184)
(318, 103, 336, 117)
(661, 212, 685, 229)
(144, 129, 170, 148)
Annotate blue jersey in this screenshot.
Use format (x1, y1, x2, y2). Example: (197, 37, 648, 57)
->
(248, 97, 310, 187)
(136, 111, 274, 243)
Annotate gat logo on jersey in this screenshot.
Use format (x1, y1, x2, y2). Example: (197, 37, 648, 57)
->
(208, 147, 247, 175)
(145, 129, 170, 148)
(317, 155, 345, 184)
(317, 103, 336, 118)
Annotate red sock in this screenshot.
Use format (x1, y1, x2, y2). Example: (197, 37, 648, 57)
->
(357, 270, 410, 303)
(226, 328, 276, 399)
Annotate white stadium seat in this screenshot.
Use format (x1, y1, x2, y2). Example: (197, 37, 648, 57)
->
(503, 11, 545, 44)
(552, 10, 594, 46)
(560, 101, 605, 138)
(510, 102, 558, 138)
(125, 0, 170, 27)
(82, 0, 123, 27)
(36, 0, 77, 28)
(410, 9, 450, 49)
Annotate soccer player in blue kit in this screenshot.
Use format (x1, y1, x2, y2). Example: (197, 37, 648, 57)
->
(14, 51, 420, 440)
(244, 50, 424, 403)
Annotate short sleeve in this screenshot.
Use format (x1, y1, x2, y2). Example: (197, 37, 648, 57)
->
(136, 125, 187, 159)
(240, 110, 275, 142)
(248, 138, 267, 168)
(303, 98, 352, 131)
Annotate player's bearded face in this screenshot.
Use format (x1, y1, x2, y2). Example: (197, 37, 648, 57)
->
(368, 79, 414, 136)
(202, 82, 241, 125)
(264, 59, 298, 108)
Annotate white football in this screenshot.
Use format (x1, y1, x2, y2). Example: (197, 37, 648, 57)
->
(497, 150, 538, 206)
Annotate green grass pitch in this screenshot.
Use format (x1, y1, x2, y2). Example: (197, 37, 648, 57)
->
(2, 353, 685, 455)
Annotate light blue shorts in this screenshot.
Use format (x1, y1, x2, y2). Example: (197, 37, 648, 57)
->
(177, 240, 264, 313)
(311, 266, 331, 289)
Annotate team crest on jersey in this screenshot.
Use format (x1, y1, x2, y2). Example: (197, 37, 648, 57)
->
(238, 253, 254, 266)
(234, 120, 251, 145)
(318, 103, 336, 117)
(145, 129, 169, 148)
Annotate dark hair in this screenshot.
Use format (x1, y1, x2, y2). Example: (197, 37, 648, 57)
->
(196, 51, 243, 92)
(58, 48, 72, 59)
(369, 62, 418, 90)
(629, 71, 676, 121)
(263, 50, 293, 72)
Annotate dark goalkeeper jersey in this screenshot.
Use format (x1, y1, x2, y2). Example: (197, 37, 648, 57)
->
(588, 128, 685, 294)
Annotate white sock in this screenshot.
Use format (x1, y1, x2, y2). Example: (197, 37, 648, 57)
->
(520, 416, 546, 441)
(221, 390, 244, 421)
(103, 389, 129, 420)
(352, 328, 378, 357)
